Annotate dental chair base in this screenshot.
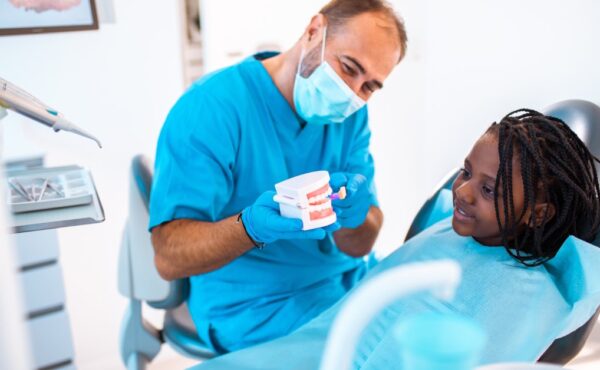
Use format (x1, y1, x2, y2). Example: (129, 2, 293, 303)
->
(118, 155, 217, 370)
(119, 300, 161, 369)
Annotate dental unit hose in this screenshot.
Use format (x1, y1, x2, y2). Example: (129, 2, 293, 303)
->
(0, 77, 102, 148)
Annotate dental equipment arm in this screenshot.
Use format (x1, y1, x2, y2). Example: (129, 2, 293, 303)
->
(319, 260, 462, 370)
(0, 77, 102, 148)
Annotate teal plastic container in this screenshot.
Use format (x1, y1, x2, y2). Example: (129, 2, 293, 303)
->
(394, 312, 487, 370)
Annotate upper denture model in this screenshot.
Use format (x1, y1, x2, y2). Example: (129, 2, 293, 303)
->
(273, 171, 338, 230)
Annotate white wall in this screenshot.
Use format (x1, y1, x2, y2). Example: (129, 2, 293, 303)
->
(0, 1, 184, 368)
(201, 0, 325, 73)
(2, 0, 600, 368)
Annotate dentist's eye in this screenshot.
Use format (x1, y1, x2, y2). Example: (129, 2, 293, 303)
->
(363, 82, 376, 93)
(342, 63, 357, 76)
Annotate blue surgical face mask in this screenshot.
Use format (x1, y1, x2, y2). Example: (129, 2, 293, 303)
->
(293, 27, 366, 125)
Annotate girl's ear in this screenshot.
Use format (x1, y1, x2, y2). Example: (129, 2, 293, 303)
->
(530, 203, 556, 227)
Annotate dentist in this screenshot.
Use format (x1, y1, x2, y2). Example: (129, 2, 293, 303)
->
(149, 0, 407, 353)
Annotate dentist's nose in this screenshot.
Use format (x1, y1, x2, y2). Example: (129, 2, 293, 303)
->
(339, 77, 365, 101)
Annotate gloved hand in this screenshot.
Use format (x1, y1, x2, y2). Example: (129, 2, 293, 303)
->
(242, 190, 340, 245)
(330, 172, 373, 229)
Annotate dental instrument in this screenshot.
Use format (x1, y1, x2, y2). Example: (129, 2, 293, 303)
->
(37, 178, 49, 202)
(0, 77, 102, 148)
(273, 171, 338, 230)
(329, 186, 346, 200)
(46, 180, 65, 197)
(7, 171, 94, 213)
(319, 259, 462, 370)
(8, 178, 32, 201)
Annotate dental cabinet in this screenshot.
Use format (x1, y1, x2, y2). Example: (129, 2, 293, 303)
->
(6, 163, 104, 370)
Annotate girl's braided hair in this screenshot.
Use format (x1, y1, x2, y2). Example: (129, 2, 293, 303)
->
(488, 109, 600, 266)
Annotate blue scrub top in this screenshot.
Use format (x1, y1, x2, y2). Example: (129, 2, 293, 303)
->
(149, 52, 378, 352)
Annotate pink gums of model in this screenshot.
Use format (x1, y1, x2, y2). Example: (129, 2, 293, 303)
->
(273, 171, 338, 230)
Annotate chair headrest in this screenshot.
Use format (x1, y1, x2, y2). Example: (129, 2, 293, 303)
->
(131, 154, 153, 211)
(544, 99, 600, 157)
(544, 100, 600, 248)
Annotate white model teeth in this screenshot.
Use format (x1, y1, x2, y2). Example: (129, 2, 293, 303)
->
(308, 192, 329, 203)
(308, 200, 332, 212)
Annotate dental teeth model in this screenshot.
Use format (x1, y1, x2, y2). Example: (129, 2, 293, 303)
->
(273, 171, 342, 230)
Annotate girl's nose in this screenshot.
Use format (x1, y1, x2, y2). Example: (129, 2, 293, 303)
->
(455, 181, 475, 205)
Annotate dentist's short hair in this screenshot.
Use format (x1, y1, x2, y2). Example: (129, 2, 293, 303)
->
(319, 0, 408, 61)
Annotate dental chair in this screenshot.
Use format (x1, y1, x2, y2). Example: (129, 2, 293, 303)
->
(117, 99, 600, 368)
(118, 155, 217, 369)
(405, 99, 600, 365)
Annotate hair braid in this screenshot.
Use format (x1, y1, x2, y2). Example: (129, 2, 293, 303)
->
(487, 109, 600, 266)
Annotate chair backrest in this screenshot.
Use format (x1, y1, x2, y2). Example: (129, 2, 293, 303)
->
(404, 169, 458, 242)
(405, 166, 600, 365)
(403, 100, 600, 365)
(540, 99, 600, 363)
(117, 155, 189, 308)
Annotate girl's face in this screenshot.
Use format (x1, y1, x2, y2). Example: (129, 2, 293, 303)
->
(451, 133, 527, 245)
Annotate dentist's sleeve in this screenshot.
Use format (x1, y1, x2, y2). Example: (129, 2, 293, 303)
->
(149, 88, 239, 229)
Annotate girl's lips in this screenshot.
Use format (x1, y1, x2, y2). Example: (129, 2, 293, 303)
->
(454, 203, 475, 222)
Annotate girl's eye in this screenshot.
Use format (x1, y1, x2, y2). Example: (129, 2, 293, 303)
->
(482, 185, 495, 197)
(460, 168, 471, 179)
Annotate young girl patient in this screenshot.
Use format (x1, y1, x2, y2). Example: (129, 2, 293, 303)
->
(198, 109, 600, 370)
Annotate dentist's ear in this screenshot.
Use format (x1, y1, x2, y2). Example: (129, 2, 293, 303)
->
(530, 203, 556, 227)
(303, 14, 327, 43)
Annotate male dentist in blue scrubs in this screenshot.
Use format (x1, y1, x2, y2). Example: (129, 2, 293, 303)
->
(149, 0, 407, 353)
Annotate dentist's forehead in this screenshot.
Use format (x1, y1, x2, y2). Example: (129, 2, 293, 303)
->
(327, 12, 403, 82)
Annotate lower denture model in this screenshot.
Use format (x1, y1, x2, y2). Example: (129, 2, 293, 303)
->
(273, 171, 345, 230)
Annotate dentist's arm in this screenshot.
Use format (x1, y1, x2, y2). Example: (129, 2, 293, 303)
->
(152, 215, 255, 280)
(152, 190, 333, 280)
(334, 206, 383, 257)
(330, 173, 383, 257)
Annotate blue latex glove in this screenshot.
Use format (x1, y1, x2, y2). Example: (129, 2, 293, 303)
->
(242, 190, 340, 244)
(330, 172, 373, 229)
